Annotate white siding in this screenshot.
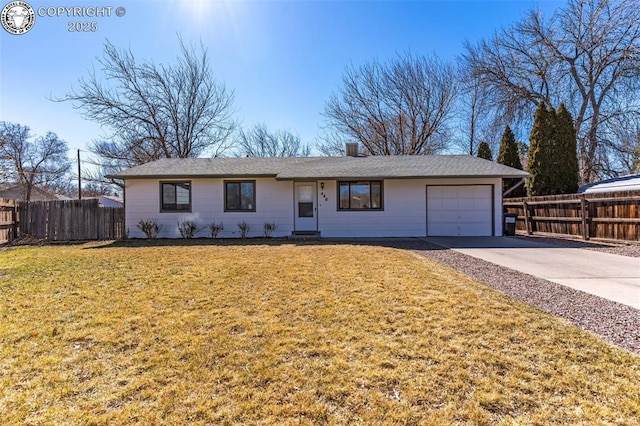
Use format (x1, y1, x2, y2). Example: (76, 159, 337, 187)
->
(124, 177, 503, 238)
(317, 178, 503, 238)
(125, 178, 293, 238)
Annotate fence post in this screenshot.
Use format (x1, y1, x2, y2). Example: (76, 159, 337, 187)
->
(11, 201, 17, 241)
(17, 202, 25, 236)
(580, 195, 589, 240)
(523, 200, 532, 235)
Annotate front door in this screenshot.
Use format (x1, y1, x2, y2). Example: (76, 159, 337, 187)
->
(294, 182, 317, 232)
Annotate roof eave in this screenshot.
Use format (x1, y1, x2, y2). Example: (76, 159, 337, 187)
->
(108, 171, 531, 180)
(276, 174, 531, 180)
(107, 173, 280, 180)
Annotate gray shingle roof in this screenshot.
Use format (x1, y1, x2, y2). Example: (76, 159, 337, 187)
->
(107, 155, 530, 180)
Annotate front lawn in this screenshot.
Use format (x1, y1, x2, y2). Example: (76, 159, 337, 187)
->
(1, 241, 638, 424)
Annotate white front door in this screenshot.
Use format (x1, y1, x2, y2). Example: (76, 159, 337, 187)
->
(294, 182, 317, 231)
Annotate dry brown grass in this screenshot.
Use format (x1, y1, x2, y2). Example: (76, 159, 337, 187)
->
(1, 241, 639, 425)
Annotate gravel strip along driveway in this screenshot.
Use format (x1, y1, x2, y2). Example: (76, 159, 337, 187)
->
(388, 239, 640, 355)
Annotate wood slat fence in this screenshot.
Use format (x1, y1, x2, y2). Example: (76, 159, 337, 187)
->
(0, 198, 18, 244)
(0, 199, 125, 243)
(504, 190, 640, 242)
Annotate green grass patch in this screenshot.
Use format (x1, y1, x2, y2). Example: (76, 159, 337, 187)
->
(1, 242, 639, 424)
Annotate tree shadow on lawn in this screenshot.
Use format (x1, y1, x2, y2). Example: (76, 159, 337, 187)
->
(84, 237, 448, 251)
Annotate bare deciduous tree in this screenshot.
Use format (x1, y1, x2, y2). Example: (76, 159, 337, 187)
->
(463, 23, 557, 122)
(600, 113, 640, 175)
(0, 122, 71, 202)
(81, 182, 117, 197)
(235, 124, 311, 157)
(465, 0, 640, 183)
(454, 67, 505, 156)
(60, 38, 236, 183)
(315, 133, 348, 157)
(322, 52, 458, 156)
(0, 129, 13, 182)
(458, 74, 484, 156)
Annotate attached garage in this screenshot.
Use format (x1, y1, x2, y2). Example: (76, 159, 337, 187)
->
(426, 185, 494, 236)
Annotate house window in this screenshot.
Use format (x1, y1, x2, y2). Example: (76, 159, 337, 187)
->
(225, 181, 256, 212)
(338, 181, 383, 210)
(161, 182, 191, 212)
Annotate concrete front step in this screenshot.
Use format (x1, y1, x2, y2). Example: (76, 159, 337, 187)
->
(290, 231, 321, 240)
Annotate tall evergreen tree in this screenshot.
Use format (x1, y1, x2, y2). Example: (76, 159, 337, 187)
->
(527, 101, 553, 196)
(546, 104, 560, 194)
(554, 104, 579, 193)
(497, 126, 526, 197)
(477, 141, 493, 160)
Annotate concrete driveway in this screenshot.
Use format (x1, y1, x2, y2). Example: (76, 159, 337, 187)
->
(423, 237, 640, 310)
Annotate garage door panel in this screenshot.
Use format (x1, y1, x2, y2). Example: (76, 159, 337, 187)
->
(457, 209, 482, 222)
(435, 223, 460, 236)
(474, 186, 491, 196)
(441, 191, 458, 202)
(428, 186, 443, 198)
(474, 198, 492, 210)
(427, 185, 493, 237)
(441, 198, 459, 210)
(457, 186, 476, 198)
(441, 210, 460, 221)
(427, 210, 442, 223)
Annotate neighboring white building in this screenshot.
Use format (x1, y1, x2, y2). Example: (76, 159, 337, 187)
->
(82, 195, 124, 208)
(578, 174, 640, 194)
(108, 155, 529, 239)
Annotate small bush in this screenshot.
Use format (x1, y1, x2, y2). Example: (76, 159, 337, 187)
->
(177, 219, 198, 239)
(137, 219, 161, 239)
(237, 221, 251, 239)
(263, 222, 277, 237)
(209, 221, 224, 238)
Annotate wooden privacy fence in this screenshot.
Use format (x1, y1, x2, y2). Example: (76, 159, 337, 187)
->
(503, 190, 640, 242)
(0, 198, 18, 244)
(14, 199, 125, 242)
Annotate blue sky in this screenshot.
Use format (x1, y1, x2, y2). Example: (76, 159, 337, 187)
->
(0, 0, 564, 161)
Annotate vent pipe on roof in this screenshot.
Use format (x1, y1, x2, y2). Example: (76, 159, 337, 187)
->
(345, 143, 359, 157)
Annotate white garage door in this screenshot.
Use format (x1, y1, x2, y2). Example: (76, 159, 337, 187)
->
(427, 185, 493, 236)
